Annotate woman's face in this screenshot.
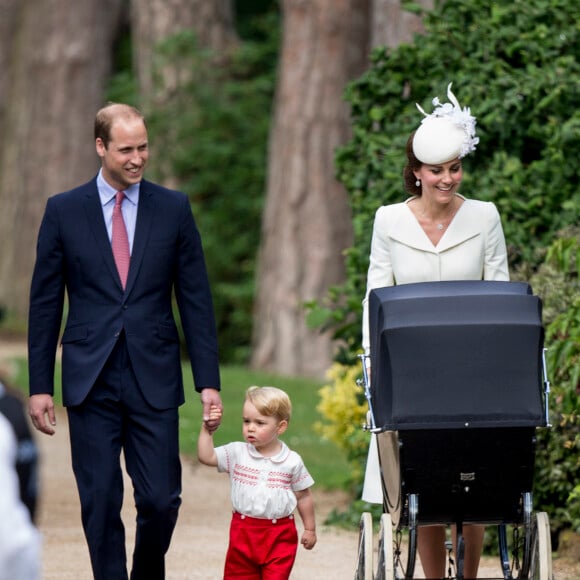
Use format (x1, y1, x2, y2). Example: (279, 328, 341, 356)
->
(414, 158, 463, 204)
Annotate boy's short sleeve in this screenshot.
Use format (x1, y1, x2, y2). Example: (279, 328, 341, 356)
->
(290, 450, 314, 492)
(215, 441, 243, 474)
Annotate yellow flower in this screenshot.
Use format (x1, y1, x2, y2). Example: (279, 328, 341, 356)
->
(315, 360, 368, 453)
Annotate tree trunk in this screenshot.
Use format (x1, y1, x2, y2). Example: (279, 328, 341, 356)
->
(371, 0, 433, 48)
(0, 0, 19, 143)
(0, 0, 125, 320)
(251, 0, 371, 378)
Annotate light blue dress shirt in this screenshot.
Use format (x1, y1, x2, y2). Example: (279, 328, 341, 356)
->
(97, 169, 139, 254)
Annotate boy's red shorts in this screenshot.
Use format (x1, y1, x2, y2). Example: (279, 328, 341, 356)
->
(223, 512, 298, 580)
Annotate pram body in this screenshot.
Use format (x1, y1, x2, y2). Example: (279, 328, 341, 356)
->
(355, 281, 552, 580)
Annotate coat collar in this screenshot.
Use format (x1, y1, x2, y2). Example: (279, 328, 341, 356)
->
(246, 441, 290, 463)
(389, 194, 480, 254)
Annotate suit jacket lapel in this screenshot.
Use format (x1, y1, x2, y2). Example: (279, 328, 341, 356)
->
(83, 181, 123, 289)
(124, 180, 155, 295)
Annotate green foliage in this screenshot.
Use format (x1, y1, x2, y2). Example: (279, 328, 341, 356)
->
(106, 31, 139, 104)
(144, 11, 280, 364)
(528, 232, 580, 534)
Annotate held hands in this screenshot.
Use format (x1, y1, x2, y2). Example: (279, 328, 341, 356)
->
(205, 405, 222, 426)
(201, 388, 223, 434)
(197, 403, 222, 467)
(203, 406, 223, 435)
(301, 529, 317, 550)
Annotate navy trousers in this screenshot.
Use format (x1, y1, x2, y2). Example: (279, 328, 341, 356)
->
(67, 336, 181, 580)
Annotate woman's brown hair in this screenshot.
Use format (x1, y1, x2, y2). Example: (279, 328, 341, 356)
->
(403, 131, 423, 196)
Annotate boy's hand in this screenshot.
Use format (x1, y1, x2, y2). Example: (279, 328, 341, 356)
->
(208, 405, 222, 420)
(301, 529, 317, 550)
(203, 404, 223, 433)
(201, 388, 222, 434)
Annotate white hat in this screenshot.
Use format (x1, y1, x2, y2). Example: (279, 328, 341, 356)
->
(412, 83, 479, 165)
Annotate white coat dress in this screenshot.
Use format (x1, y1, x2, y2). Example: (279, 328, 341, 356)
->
(361, 193, 509, 502)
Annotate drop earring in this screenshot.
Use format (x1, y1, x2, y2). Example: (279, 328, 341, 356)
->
(415, 179, 421, 187)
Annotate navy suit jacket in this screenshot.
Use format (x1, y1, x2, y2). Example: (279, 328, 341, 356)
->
(28, 177, 220, 409)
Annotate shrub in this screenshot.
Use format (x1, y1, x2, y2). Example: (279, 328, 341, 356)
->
(315, 360, 386, 524)
(529, 233, 580, 536)
(315, 361, 369, 486)
(315, 0, 580, 534)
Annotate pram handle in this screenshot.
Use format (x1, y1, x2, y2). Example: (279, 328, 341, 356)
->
(542, 347, 552, 427)
(358, 354, 380, 432)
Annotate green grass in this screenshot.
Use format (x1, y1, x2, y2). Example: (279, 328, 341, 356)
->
(12, 359, 350, 490)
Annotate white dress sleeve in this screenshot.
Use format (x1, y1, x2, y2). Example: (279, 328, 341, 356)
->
(362, 206, 395, 354)
(483, 202, 509, 281)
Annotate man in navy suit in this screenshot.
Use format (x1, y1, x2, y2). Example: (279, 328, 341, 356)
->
(28, 103, 222, 579)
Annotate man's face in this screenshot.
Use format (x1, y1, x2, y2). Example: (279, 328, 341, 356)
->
(96, 117, 149, 191)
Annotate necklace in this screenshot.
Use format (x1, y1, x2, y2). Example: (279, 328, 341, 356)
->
(418, 198, 459, 231)
(435, 210, 457, 230)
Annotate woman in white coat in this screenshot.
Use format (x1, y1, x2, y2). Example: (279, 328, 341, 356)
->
(361, 84, 509, 579)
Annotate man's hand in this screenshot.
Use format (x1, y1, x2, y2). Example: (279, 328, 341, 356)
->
(29, 393, 57, 435)
(200, 388, 222, 434)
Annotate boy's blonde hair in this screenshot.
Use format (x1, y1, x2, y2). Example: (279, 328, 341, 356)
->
(245, 386, 292, 422)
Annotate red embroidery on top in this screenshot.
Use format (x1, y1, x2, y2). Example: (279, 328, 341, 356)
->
(231, 464, 298, 490)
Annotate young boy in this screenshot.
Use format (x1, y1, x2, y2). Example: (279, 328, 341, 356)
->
(198, 386, 317, 579)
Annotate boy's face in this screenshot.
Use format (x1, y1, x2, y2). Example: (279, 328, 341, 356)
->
(242, 400, 287, 455)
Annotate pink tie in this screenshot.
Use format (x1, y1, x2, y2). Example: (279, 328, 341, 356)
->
(112, 191, 130, 289)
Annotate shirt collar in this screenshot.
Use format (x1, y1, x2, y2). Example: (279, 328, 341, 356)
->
(247, 441, 290, 463)
(97, 169, 140, 206)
